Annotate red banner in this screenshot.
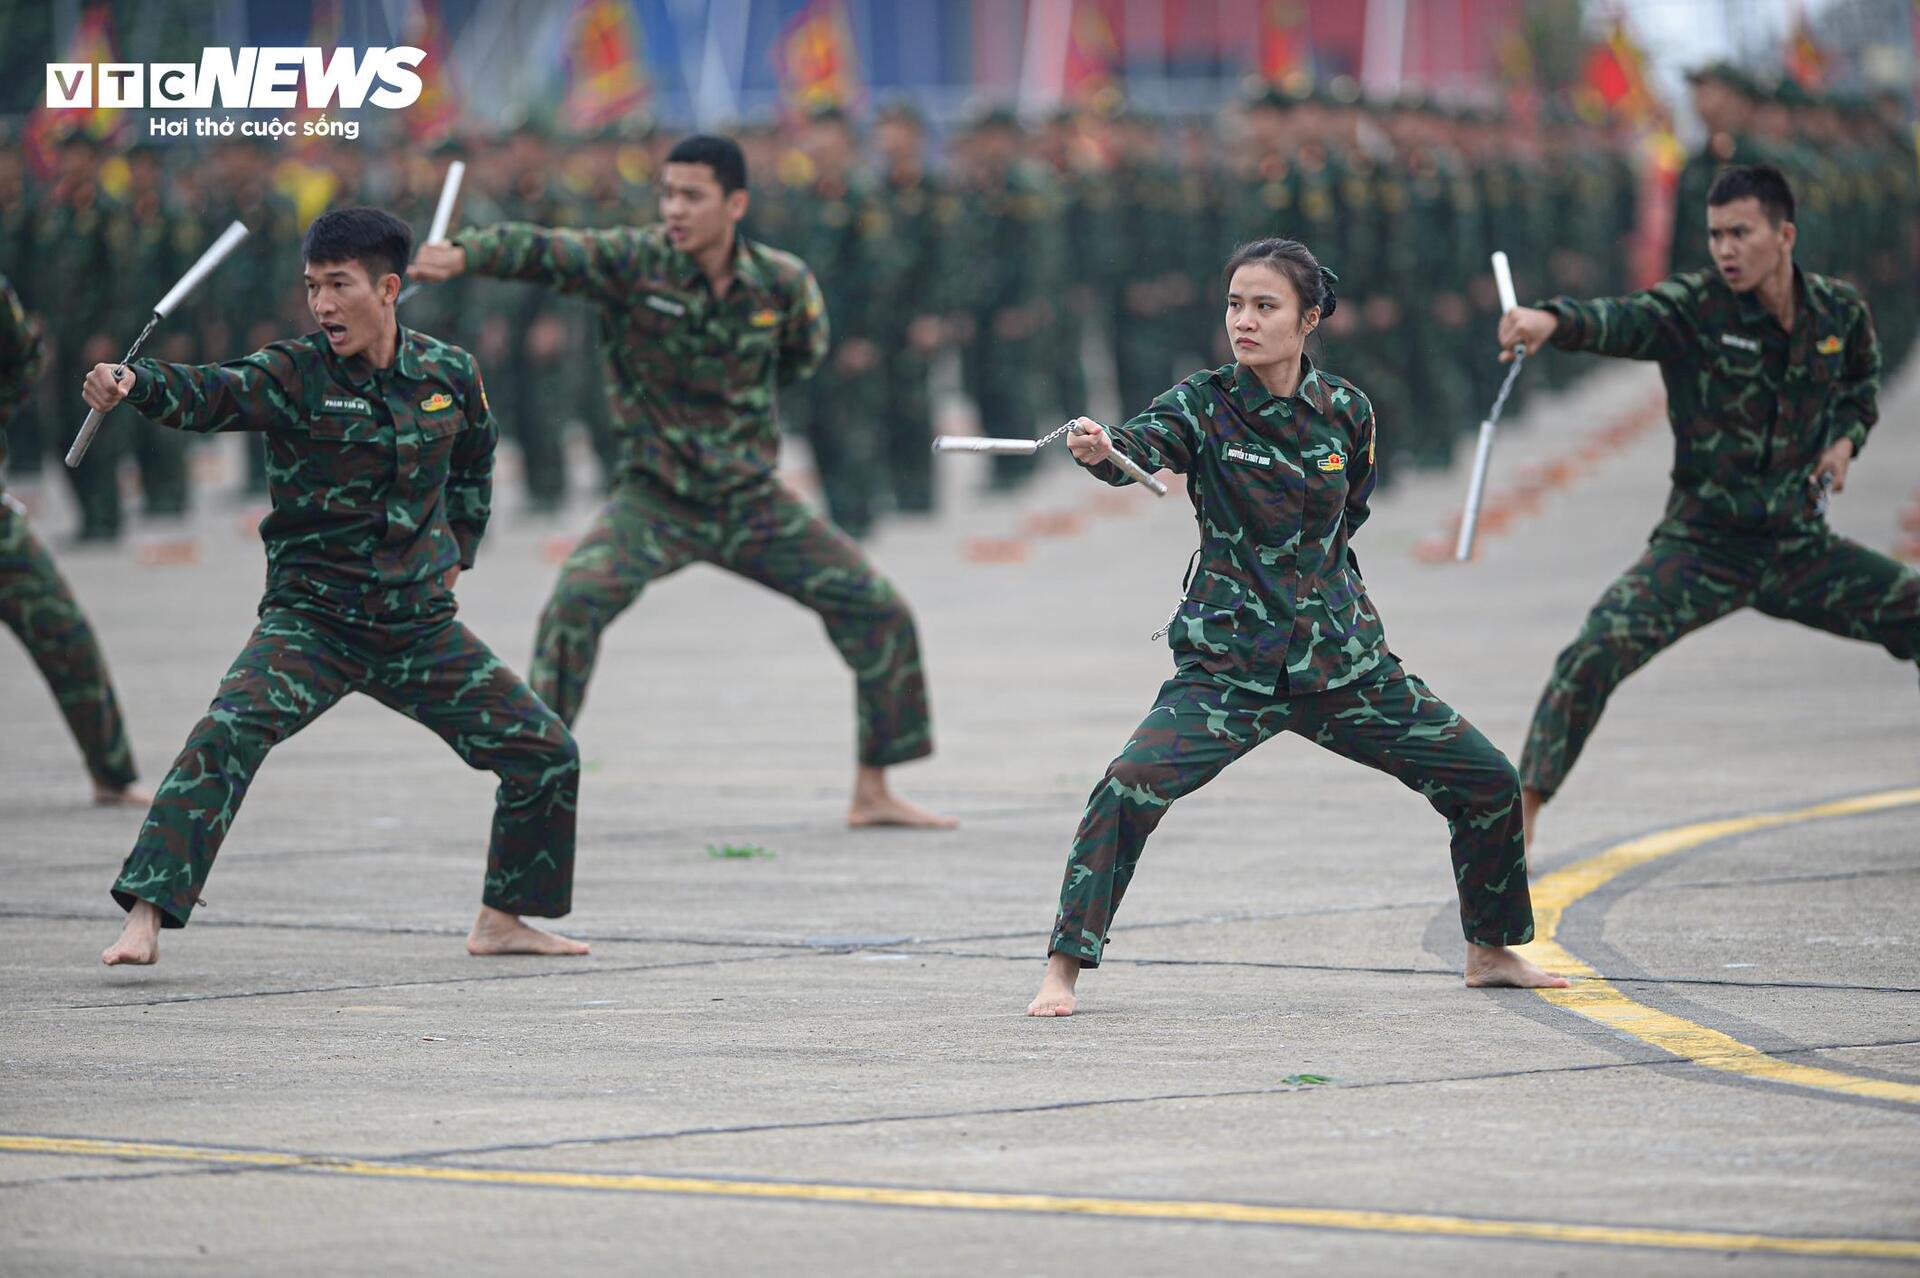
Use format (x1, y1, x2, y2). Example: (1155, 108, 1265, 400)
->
(777, 0, 863, 116)
(563, 0, 652, 132)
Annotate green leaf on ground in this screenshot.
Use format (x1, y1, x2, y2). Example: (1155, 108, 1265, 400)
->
(707, 843, 775, 860)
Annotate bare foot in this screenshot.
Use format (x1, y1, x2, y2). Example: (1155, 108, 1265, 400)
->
(848, 765, 958, 829)
(93, 781, 153, 807)
(1026, 951, 1081, 1016)
(1464, 943, 1570, 989)
(102, 901, 162, 966)
(1520, 786, 1544, 855)
(465, 905, 590, 957)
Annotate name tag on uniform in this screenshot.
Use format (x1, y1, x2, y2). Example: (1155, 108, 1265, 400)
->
(1719, 334, 1761, 353)
(645, 295, 687, 317)
(1222, 442, 1273, 470)
(319, 396, 373, 415)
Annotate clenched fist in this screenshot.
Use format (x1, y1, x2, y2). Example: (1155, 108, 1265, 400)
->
(1065, 417, 1112, 467)
(407, 242, 467, 283)
(81, 363, 135, 414)
(1496, 306, 1559, 362)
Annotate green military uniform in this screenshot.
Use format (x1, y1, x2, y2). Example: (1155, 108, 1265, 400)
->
(949, 149, 1063, 490)
(1049, 358, 1536, 966)
(1108, 147, 1181, 421)
(871, 159, 958, 513)
(109, 327, 578, 928)
(117, 159, 194, 519)
(0, 273, 138, 791)
(780, 167, 890, 538)
(454, 222, 934, 767)
(1521, 269, 1918, 801)
(199, 167, 303, 498)
(30, 172, 123, 538)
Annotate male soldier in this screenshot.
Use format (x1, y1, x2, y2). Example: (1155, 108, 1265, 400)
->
(1, 273, 146, 806)
(948, 109, 1062, 491)
(1499, 165, 1918, 848)
(82, 207, 584, 967)
(871, 102, 957, 514)
(782, 106, 890, 538)
(202, 136, 302, 500)
(119, 142, 194, 529)
(410, 135, 954, 829)
(31, 133, 123, 540)
(1671, 64, 1764, 277)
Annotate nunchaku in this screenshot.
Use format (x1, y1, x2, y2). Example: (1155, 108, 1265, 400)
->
(1454, 250, 1525, 561)
(65, 220, 251, 468)
(395, 159, 466, 306)
(932, 421, 1170, 496)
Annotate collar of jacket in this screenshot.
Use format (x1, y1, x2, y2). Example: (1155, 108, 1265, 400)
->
(328, 324, 427, 385)
(1231, 351, 1334, 418)
(669, 230, 777, 304)
(1726, 262, 1825, 333)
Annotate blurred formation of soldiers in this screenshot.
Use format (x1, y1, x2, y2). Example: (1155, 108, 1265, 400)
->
(2, 71, 1913, 545)
(1673, 64, 1917, 378)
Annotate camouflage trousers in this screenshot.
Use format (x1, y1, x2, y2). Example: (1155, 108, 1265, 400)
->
(0, 492, 137, 787)
(530, 476, 933, 768)
(112, 606, 579, 927)
(1521, 528, 1920, 800)
(1049, 663, 1535, 966)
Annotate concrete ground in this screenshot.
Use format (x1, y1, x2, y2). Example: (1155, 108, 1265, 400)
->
(2, 352, 1916, 1275)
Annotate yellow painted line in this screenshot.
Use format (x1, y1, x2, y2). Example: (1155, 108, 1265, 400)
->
(3, 1135, 1916, 1260)
(1520, 787, 1920, 1105)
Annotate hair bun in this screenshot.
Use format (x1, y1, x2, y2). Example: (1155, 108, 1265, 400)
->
(1317, 265, 1339, 320)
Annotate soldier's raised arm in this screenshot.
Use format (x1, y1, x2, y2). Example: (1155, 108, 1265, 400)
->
(434, 223, 655, 307)
(83, 345, 304, 434)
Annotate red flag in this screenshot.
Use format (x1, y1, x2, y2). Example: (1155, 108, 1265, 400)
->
(1579, 20, 1656, 122)
(1063, 0, 1120, 104)
(777, 0, 864, 116)
(400, 0, 462, 144)
(563, 0, 652, 132)
(1258, 0, 1311, 85)
(25, 4, 126, 178)
(1785, 17, 1829, 89)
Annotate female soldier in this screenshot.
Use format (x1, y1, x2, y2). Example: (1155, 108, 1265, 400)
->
(1027, 238, 1566, 1017)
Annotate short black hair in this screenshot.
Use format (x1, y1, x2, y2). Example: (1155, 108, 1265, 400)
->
(665, 134, 747, 194)
(1707, 164, 1795, 226)
(303, 206, 411, 285)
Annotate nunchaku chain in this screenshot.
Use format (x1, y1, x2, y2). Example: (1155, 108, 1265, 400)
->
(1034, 419, 1078, 449)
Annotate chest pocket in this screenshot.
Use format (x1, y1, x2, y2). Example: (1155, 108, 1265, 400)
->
(308, 404, 381, 443)
(417, 409, 464, 442)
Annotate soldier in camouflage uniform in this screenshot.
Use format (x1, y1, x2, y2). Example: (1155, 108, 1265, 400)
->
(0, 272, 144, 805)
(414, 135, 953, 829)
(84, 207, 583, 967)
(1028, 239, 1561, 1018)
(1500, 166, 1918, 849)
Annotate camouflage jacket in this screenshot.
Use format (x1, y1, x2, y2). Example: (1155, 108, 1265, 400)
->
(457, 222, 828, 501)
(1086, 357, 1391, 696)
(127, 327, 494, 620)
(0, 273, 46, 449)
(1543, 267, 1879, 536)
